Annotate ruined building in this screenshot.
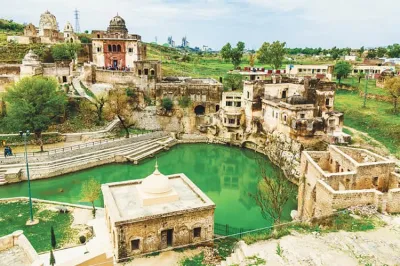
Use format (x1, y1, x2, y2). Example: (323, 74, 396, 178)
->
(298, 145, 400, 219)
(102, 163, 215, 261)
(7, 11, 79, 44)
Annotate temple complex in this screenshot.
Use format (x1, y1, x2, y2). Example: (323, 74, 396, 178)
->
(7, 11, 79, 44)
(101, 162, 215, 261)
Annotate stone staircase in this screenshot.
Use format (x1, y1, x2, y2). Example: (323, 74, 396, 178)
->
(0, 171, 7, 185)
(0, 134, 173, 181)
(218, 241, 251, 266)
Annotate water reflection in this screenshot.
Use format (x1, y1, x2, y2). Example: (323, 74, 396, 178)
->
(0, 144, 297, 229)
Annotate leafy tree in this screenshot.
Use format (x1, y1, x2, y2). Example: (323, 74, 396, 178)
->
(231, 41, 245, 68)
(376, 47, 387, 58)
(220, 42, 245, 68)
(91, 95, 107, 125)
(387, 44, 400, 58)
(49, 249, 56, 266)
(357, 72, 365, 83)
(162, 97, 173, 111)
(366, 49, 377, 59)
(0, 19, 24, 32)
(223, 73, 243, 91)
(257, 41, 286, 70)
(384, 76, 400, 114)
(51, 43, 82, 61)
(334, 61, 352, 84)
(344, 47, 351, 56)
(359, 46, 365, 57)
(107, 89, 136, 138)
(220, 43, 232, 62)
(51, 226, 56, 249)
(4, 77, 67, 152)
(80, 177, 101, 217)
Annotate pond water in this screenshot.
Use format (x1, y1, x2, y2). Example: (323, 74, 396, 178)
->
(0, 144, 297, 229)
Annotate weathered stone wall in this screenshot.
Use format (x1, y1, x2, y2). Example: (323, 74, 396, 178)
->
(94, 69, 156, 91)
(108, 208, 214, 261)
(387, 189, 400, 213)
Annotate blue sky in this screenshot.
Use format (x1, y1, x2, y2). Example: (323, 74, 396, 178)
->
(1, 0, 399, 50)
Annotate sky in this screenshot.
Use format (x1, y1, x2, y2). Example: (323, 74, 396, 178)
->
(1, 0, 399, 50)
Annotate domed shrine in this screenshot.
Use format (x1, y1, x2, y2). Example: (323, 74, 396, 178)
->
(101, 162, 215, 261)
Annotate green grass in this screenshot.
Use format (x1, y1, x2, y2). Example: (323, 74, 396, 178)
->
(242, 212, 383, 245)
(0, 201, 79, 253)
(336, 77, 389, 96)
(180, 252, 205, 266)
(335, 90, 400, 157)
(79, 81, 96, 99)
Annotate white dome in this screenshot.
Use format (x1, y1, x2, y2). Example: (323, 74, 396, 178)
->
(141, 162, 172, 194)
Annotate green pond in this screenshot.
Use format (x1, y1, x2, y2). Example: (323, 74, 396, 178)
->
(0, 144, 297, 229)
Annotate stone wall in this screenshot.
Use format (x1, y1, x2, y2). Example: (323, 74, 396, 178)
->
(110, 208, 214, 261)
(94, 69, 156, 91)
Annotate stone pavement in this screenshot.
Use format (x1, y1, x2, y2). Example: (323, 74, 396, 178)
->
(39, 209, 112, 266)
(0, 246, 31, 266)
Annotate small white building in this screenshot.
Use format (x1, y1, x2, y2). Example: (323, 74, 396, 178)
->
(344, 55, 357, 61)
(285, 65, 334, 81)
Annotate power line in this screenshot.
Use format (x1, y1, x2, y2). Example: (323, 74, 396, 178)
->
(74, 9, 81, 33)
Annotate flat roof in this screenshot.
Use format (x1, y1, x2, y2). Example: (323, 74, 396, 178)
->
(102, 174, 215, 224)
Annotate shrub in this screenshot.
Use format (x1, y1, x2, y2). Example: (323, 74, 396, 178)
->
(179, 96, 191, 108)
(162, 97, 173, 111)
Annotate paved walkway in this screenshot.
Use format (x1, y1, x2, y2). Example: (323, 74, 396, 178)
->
(39, 209, 112, 266)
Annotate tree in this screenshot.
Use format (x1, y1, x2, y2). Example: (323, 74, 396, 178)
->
(162, 97, 173, 111)
(357, 72, 365, 83)
(4, 77, 67, 152)
(223, 73, 243, 91)
(384, 76, 400, 114)
(220, 42, 245, 68)
(257, 41, 286, 70)
(359, 46, 365, 57)
(51, 43, 81, 61)
(387, 44, 400, 58)
(334, 61, 352, 84)
(249, 53, 256, 67)
(51, 226, 57, 249)
(220, 43, 232, 62)
(107, 89, 136, 138)
(250, 142, 296, 224)
(91, 95, 107, 125)
(376, 47, 387, 58)
(49, 249, 56, 266)
(80, 177, 101, 217)
(366, 49, 377, 59)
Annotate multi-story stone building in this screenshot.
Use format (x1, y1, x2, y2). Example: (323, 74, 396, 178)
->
(91, 15, 147, 69)
(101, 162, 215, 261)
(298, 145, 400, 219)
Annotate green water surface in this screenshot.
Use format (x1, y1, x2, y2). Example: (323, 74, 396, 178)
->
(0, 144, 297, 229)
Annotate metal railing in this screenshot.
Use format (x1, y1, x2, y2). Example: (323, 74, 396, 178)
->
(4, 130, 162, 158)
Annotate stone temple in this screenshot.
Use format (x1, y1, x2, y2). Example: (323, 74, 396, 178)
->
(101, 162, 215, 261)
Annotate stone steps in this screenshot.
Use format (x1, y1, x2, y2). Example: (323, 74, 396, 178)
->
(132, 146, 165, 164)
(218, 241, 250, 266)
(0, 136, 170, 179)
(0, 172, 7, 185)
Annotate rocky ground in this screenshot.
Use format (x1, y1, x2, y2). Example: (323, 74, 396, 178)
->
(247, 214, 400, 266)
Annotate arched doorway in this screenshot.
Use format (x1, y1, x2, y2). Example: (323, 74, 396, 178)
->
(216, 105, 220, 112)
(194, 105, 205, 115)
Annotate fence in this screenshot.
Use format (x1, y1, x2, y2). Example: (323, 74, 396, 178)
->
(214, 223, 253, 239)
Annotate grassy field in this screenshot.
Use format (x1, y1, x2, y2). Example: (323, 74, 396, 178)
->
(335, 90, 400, 157)
(336, 77, 389, 96)
(0, 201, 79, 253)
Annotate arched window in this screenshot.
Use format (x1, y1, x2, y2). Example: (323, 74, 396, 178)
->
(150, 69, 155, 76)
(108, 45, 112, 52)
(112, 45, 117, 52)
(97, 34, 100, 38)
(117, 45, 121, 52)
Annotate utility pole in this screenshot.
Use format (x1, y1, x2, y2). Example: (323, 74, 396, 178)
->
(363, 74, 368, 108)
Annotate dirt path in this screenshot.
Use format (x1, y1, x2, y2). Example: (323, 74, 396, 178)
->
(247, 215, 400, 266)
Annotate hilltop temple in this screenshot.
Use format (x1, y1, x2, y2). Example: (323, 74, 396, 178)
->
(101, 162, 215, 261)
(7, 10, 79, 44)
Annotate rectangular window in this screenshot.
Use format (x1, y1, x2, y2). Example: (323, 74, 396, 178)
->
(300, 114, 305, 118)
(229, 119, 235, 124)
(226, 96, 233, 99)
(131, 239, 140, 250)
(235, 102, 241, 107)
(194, 227, 201, 238)
(247, 91, 250, 99)
(128, 48, 133, 53)
(325, 98, 330, 106)
(97, 47, 101, 52)
(144, 69, 149, 75)
(226, 101, 233, 106)
(138, 70, 142, 75)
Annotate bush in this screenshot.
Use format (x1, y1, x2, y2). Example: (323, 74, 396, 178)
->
(178, 96, 191, 108)
(162, 97, 173, 111)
